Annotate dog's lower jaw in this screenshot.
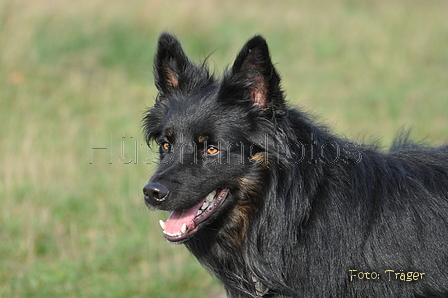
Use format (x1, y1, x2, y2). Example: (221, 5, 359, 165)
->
(159, 188, 229, 243)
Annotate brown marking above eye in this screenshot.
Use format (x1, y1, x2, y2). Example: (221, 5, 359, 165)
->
(165, 129, 173, 137)
(207, 146, 219, 155)
(198, 135, 209, 143)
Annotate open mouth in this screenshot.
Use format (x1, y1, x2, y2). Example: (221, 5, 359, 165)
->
(158, 188, 229, 242)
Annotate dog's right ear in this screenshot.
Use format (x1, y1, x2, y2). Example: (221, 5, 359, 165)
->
(154, 33, 191, 95)
(220, 35, 284, 112)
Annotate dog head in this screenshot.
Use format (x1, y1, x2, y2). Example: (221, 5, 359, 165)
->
(142, 33, 285, 243)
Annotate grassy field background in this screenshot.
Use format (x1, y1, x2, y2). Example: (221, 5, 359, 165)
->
(1, 0, 447, 297)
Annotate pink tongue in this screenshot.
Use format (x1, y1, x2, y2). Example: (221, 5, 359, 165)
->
(164, 200, 204, 234)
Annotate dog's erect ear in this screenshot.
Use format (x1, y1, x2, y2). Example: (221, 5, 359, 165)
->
(154, 33, 191, 95)
(228, 35, 282, 109)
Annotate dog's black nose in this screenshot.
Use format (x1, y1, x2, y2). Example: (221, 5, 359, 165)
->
(143, 182, 169, 205)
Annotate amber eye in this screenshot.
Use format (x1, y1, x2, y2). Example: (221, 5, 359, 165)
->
(206, 146, 219, 155)
(161, 142, 171, 151)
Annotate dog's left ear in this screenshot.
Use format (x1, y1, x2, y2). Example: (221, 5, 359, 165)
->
(223, 36, 283, 109)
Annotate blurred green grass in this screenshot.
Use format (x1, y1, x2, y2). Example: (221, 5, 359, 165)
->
(1, 0, 447, 297)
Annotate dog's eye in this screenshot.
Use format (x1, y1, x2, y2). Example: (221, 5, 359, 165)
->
(206, 146, 219, 155)
(161, 142, 171, 151)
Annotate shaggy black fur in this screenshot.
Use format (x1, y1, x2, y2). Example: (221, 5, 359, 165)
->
(142, 33, 448, 297)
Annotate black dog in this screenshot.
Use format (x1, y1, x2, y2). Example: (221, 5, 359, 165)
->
(142, 33, 448, 297)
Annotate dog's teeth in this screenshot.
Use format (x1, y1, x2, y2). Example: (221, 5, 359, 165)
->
(205, 191, 216, 203)
(181, 223, 187, 233)
(159, 220, 166, 230)
(163, 231, 182, 237)
(201, 201, 210, 210)
(196, 209, 203, 216)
